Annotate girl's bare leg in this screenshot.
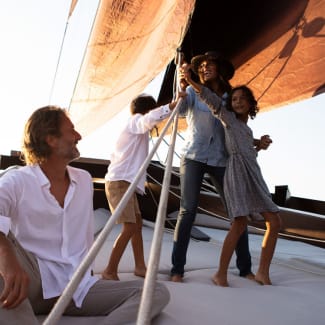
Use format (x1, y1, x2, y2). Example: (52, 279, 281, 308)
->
(102, 222, 136, 281)
(131, 214, 147, 277)
(213, 216, 247, 287)
(255, 211, 281, 285)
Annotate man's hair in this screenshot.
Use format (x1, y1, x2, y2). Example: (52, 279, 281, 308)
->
(22, 105, 67, 165)
(130, 94, 157, 115)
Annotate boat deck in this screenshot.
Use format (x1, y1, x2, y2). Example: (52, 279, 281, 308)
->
(38, 208, 325, 324)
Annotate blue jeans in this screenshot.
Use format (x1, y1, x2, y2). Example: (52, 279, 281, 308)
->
(171, 158, 252, 277)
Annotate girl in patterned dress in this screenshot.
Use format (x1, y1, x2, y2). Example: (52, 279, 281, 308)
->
(180, 63, 282, 286)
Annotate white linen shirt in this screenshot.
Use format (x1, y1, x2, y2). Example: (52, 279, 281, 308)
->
(0, 165, 98, 307)
(105, 104, 171, 194)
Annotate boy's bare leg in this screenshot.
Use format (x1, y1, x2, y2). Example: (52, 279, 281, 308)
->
(102, 223, 136, 281)
(131, 214, 146, 277)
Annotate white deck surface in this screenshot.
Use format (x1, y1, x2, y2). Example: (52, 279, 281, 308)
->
(38, 208, 325, 325)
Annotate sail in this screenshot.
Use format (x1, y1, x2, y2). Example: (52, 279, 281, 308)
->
(68, 0, 79, 18)
(231, 0, 325, 112)
(69, 0, 195, 136)
(69, 0, 324, 137)
(154, 0, 325, 134)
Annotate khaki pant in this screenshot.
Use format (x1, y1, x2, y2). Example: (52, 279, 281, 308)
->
(106, 180, 141, 224)
(0, 233, 170, 325)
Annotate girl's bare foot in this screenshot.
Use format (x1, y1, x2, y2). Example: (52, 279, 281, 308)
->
(212, 273, 229, 287)
(134, 267, 146, 278)
(102, 271, 120, 281)
(254, 273, 272, 285)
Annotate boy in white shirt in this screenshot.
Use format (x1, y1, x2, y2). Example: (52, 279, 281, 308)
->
(102, 93, 184, 280)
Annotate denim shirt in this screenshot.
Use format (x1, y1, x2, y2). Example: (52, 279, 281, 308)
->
(179, 86, 228, 167)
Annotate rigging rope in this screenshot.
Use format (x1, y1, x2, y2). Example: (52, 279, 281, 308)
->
(137, 110, 180, 325)
(48, 11, 71, 104)
(145, 169, 325, 246)
(48, 0, 100, 108)
(136, 48, 183, 325)
(68, 0, 101, 111)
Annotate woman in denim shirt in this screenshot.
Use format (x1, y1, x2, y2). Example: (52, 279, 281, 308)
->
(170, 51, 254, 282)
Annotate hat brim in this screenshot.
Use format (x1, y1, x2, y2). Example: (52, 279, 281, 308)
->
(190, 54, 235, 80)
(191, 54, 208, 74)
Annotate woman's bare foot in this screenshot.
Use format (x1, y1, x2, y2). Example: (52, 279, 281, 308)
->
(254, 273, 272, 285)
(244, 272, 256, 281)
(102, 271, 120, 281)
(212, 273, 229, 287)
(134, 267, 146, 278)
(170, 274, 183, 283)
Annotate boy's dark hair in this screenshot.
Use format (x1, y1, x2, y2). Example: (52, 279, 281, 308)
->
(130, 94, 157, 115)
(227, 85, 259, 119)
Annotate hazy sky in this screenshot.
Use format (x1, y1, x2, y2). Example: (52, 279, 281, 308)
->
(0, 0, 324, 202)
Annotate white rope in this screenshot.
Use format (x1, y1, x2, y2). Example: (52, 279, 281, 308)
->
(43, 99, 183, 325)
(48, 8, 71, 104)
(146, 171, 325, 247)
(137, 110, 179, 325)
(136, 48, 183, 325)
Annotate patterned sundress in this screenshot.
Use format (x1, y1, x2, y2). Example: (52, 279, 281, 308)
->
(199, 87, 279, 221)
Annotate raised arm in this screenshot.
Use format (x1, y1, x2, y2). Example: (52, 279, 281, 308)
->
(179, 63, 203, 93)
(169, 90, 187, 110)
(179, 63, 223, 115)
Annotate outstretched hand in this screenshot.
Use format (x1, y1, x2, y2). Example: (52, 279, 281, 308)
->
(179, 77, 189, 91)
(178, 63, 193, 91)
(169, 90, 187, 110)
(178, 63, 203, 94)
(256, 135, 272, 151)
(177, 90, 187, 100)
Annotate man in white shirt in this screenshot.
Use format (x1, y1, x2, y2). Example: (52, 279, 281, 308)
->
(0, 105, 170, 324)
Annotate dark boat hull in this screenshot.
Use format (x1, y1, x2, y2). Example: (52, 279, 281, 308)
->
(1, 155, 324, 248)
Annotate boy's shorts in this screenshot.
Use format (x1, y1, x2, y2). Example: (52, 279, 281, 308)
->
(105, 180, 141, 224)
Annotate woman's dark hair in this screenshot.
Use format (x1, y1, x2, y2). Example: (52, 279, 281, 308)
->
(22, 105, 66, 165)
(227, 85, 259, 119)
(200, 59, 232, 95)
(130, 94, 157, 115)
(218, 76, 232, 95)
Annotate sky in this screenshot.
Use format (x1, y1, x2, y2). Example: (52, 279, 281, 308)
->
(0, 0, 324, 202)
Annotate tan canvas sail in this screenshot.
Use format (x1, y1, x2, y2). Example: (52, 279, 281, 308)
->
(69, 0, 195, 136)
(69, 0, 324, 136)
(231, 0, 325, 112)
(68, 0, 79, 18)
(154, 0, 325, 134)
